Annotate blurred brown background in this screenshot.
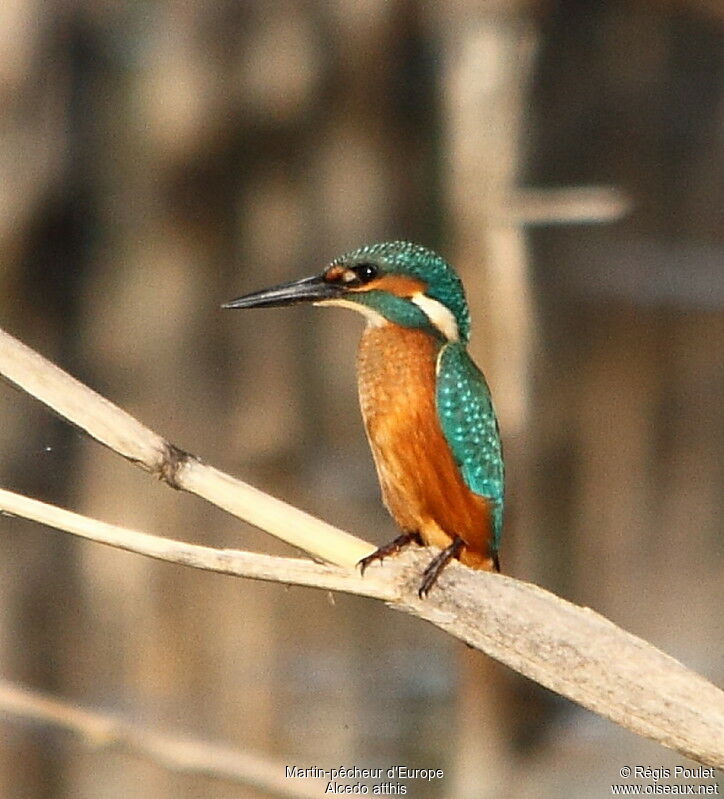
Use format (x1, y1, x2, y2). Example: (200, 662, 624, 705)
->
(0, 1, 721, 797)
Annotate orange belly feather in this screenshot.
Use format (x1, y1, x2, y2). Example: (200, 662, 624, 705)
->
(357, 324, 494, 570)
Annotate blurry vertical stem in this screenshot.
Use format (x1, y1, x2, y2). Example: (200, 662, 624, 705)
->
(438, 10, 537, 436)
(435, 8, 539, 798)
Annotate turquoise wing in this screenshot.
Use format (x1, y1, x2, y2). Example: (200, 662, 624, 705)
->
(436, 341, 504, 552)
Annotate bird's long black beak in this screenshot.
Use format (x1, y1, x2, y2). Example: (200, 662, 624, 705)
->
(222, 274, 343, 310)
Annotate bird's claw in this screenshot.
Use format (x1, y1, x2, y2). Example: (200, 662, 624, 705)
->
(358, 532, 420, 574)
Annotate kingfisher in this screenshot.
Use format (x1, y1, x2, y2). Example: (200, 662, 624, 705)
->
(224, 241, 504, 596)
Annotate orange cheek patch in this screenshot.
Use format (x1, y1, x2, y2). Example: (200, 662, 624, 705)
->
(324, 265, 347, 282)
(353, 274, 427, 296)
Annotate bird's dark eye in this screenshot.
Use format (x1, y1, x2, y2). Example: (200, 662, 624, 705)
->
(352, 263, 378, 284)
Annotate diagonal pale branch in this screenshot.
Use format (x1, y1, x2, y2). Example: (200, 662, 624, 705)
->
(0, 324, 723, 769)
(0, 488, 394, 601)
(0, 678, 325, 798)
(0, 487, 723, 769)
(0, 327, 374, 569)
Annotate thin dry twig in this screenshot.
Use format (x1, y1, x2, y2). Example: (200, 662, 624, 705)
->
(0, 488, 393, 600)
(0, 325, 723, 769)
(0, 678, 325, 798)
(0, 327, 373, 570)
(1, 488, 723, 769)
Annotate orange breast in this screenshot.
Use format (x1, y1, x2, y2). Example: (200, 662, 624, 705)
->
(357, 324, 494, 570)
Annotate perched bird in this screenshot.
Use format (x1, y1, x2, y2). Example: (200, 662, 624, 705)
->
(224, 241, 504, 596)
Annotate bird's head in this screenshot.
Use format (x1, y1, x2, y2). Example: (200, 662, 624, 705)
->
(223, 241, 470, 343)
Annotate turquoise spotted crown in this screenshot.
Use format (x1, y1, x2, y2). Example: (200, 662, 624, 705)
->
(334, 241, 472, 343)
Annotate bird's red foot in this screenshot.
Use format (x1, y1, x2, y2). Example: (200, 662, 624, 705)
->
(358, 532, 421, 574)
(418, 537, 464, 597)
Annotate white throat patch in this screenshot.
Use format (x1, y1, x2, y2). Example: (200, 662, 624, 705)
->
(314, 298, 388, 327)
(411, 293, 459, 341)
